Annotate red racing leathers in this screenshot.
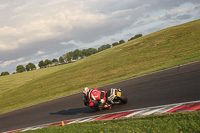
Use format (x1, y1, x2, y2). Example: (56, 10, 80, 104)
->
(83, 88, 106, 109)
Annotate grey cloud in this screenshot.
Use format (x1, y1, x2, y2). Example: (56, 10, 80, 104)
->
(162, 14, 174, 20)
(194, 5, 200, 16)
(111, 38, 117, 42)
(146, 27, 162, 35)
(146, 0, 200, 11)
(124, 33, 133, 37)
(176, 14, 192, 20)
(0, 38, 76, 61)
(70, 19, 129, 43)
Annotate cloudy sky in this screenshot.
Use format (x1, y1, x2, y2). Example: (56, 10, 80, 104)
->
(0, 0, 200, 73)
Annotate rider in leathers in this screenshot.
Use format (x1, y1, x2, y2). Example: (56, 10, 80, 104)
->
(83, 87, 106, 110)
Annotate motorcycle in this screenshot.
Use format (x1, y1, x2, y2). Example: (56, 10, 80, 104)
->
(86, 88, 128, 110)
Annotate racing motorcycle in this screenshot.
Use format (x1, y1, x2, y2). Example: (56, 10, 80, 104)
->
(89, 88, 128, 110)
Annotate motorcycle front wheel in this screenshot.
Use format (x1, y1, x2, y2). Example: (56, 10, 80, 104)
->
(119, 96, 128, 104)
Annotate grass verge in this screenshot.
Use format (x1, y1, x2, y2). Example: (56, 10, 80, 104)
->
(24, 111, 200, 133)
(0, 19, 200, 114)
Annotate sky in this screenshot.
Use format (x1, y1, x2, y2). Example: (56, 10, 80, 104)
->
(0, 0, 200, 74)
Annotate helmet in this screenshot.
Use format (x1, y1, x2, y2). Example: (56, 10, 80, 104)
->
(83, 87, 89, 95)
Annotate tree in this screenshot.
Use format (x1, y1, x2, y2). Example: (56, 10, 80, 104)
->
(52, 59, 59, 66)
(81, 49, 87, 58)
(66, 52, 73, 63)
(1, 71, 9, 76)
(26, 64, 31, 71)
(38, 60, 45, 69)
(59, 56, 65, 64)
(79, 50, 84, 59)
(44, 59, 52, 67)
(119, 40, 125, 44)
(112, 42, 119, 47)
(128, 34, 143, 41)
(85, 48, 98, 56)
(16, 65, 25, 73)
(29, 63, 36, 70)
(98, 44, 111, 52)
(62, 54, 67, 63)
(73, 49, 81, 60)
(26, 63, 36, 71)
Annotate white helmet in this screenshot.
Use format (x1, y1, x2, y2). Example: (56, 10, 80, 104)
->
(83, 87, 89, 95)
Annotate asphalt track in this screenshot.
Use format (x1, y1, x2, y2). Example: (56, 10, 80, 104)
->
(1, 61, 200, 132)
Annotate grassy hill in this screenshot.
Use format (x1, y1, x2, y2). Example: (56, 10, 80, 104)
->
(0, 19, 200, 114)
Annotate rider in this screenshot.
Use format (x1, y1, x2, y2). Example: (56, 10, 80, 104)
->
(83, 87, 107, 110)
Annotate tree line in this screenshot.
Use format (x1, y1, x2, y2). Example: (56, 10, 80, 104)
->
(1, 34, 143, 76)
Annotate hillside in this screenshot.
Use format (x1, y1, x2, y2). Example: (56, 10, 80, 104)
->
(0, 19, 200, 114)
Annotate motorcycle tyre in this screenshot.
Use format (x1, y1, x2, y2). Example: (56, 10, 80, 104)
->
(119, 96, 128, 104)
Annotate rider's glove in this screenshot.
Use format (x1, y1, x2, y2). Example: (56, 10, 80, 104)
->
(92, 100, 98, 105)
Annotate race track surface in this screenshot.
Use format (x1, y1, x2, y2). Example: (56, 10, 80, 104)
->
(0, 61, 200, 132)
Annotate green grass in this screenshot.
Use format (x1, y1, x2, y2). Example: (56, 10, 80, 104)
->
(0, 19, 200, 114)
(0, 65, 66, 94)
(24, 111, 200, 133)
